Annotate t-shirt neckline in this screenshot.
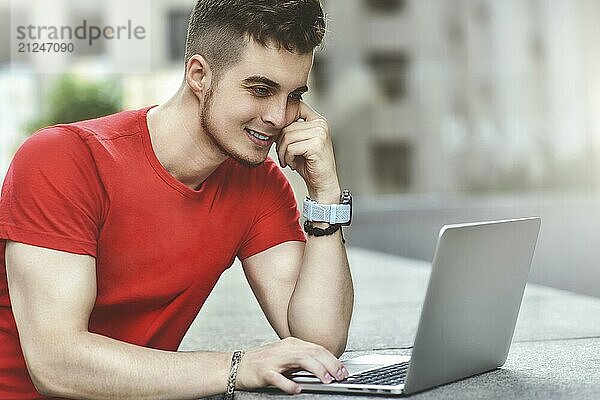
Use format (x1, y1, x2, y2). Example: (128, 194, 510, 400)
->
(138, 105, 216, 199)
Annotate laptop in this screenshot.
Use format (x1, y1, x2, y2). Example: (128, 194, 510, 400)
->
(290, 217, 541, 395)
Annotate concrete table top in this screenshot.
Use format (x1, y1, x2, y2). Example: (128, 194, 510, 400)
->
(180, 248, 600, 399)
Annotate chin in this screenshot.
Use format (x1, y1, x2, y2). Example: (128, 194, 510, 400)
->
(231, 152, 268, 168)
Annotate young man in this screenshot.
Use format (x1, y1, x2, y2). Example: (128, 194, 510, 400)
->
(0, 0, 354, 399)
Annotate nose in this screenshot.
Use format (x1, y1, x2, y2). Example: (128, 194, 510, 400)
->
(261, 97, 292, 129)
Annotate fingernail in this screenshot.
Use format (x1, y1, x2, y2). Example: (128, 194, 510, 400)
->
(336, 368, 344, 380)
(295, 386, 302, 394)
(324, 373, 334, 383)
(342, 366, 349, 377)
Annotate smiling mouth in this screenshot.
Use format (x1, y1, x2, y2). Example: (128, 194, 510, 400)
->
(245, 128, 277, 148)
(246, 128, 270, 141)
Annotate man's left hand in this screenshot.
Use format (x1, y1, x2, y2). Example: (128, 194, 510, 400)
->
(276, 102, 341, 203)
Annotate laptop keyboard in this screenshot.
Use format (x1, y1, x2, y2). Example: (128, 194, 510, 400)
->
(339, 362, 409, 386)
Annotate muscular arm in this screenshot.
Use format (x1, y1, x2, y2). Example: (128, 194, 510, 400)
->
(289, 218, 354, 356)
(243, 101, 354, 357)
(6, 241, 346, 398)
(242, 231, 353, 357)
(6, 241, 232, 399)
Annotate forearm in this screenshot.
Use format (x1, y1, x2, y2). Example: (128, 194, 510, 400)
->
(28, 331, 231, 400)
(276, 103, 354, 356)
(287, 219, 354, 356)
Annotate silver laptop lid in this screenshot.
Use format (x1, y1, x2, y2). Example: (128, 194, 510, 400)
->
(403, 217, 541, 394)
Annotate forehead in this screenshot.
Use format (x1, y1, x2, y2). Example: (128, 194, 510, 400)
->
(224, 39, 314, 90)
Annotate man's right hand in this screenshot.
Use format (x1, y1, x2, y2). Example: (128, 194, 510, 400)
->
(237, 337, 349, 394)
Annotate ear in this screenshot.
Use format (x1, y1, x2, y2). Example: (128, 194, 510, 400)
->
(185, 55, 213, 98)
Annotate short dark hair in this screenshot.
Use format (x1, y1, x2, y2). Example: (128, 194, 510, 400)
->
(184, 0, 326, 78)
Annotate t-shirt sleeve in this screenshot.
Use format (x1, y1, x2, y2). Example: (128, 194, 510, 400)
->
(237, 161, 306, 260)
(0, 126, 106, 257)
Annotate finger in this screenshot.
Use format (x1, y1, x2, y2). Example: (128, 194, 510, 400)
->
(298, 101, 324, 122)
(283, 338, 346, 382)
(283, 118, 328, 135)
(304, 346, 347, 381)
(277, 127, 326, 168)
(294, 354, 336, 384)
(276, 116, 329, 167)
(284, 138, 321, 170)
(266, 370, 302, 394)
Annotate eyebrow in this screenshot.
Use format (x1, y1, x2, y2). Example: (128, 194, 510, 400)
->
(242, 75, 309, 94)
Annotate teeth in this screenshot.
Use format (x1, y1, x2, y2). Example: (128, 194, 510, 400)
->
(248, 129, 269, 141)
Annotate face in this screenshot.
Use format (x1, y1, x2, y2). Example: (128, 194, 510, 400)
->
(199, 39, 314, 167)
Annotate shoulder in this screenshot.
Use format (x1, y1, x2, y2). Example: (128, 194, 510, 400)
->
(14, 125, 92, 169)
(8, 125, 103, 196)
(70, 107, 148, 141)
(19, 106, 147, 153)
(13, 107, 151, 170)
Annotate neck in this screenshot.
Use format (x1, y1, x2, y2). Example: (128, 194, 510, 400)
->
(146, 86, 227, 190)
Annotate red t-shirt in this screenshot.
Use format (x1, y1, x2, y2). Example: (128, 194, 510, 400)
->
(0, 106, 305, 399)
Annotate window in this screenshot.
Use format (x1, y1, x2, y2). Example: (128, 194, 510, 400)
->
(366, 51, 410, 101)
(364, 0, 406, 14)
(371, 140, 411, 193)
(168, 9, 189, 63)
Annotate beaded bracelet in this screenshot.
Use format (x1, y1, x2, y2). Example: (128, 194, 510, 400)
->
(224, 350, 245, 400)
(303, 220, 346, 244)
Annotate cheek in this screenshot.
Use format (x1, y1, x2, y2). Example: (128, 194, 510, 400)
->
(206, 88, 256, 124)
(236, 101, 262, 123)
(213, 102, 254, 127)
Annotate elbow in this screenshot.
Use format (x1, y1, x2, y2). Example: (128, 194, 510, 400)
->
(288, 329, 349, 357)
(305, 334, 348, 358)
(31, 378, 57, 398)
(326, 337, 348, 358)
(22, 347, 71, 398)
(26, 361, 60, 397)
(288, 322, 350, 358)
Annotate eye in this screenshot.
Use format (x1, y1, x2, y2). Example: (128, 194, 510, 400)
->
(289, 92, 304, 102)
(251, 86, 271, 97)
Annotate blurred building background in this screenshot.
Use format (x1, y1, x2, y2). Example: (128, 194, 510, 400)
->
(1, 0, 600, 296)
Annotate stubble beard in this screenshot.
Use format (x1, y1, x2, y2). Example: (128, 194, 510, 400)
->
(200, 85, 266, 169)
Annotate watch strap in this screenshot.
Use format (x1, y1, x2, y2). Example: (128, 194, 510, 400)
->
(302, 198, 351, 224)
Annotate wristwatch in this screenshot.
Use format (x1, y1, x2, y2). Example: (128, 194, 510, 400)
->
(303, 190, 352, 240)
(302, 190, 352, 225)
